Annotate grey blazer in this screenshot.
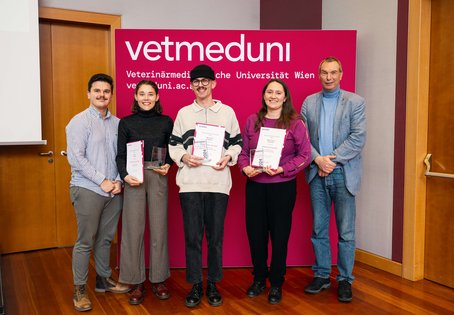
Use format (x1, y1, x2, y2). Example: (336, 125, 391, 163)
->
(300, 89, 366, 196)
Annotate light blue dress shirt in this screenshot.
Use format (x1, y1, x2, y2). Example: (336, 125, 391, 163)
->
(66, 106, 120, 197)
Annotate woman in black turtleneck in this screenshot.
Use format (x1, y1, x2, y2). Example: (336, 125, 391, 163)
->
(116, 80, 173, 305)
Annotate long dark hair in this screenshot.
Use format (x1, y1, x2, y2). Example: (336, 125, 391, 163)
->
(131, 80, 163, 114)
(254, 79, 298, 131)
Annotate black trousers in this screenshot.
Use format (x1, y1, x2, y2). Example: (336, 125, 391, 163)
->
(245, 179, 296, 287)
(179, 192, 228, 284)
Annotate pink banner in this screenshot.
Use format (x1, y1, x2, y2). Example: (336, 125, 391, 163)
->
(115, 29, 357, 267)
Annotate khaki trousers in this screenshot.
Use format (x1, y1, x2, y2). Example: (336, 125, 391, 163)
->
(71, 186, 123, 285)
(119, 170, 170, 284)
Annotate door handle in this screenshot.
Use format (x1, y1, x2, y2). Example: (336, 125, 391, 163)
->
(39, 151, 54, 156)
(424, 154, 454, 179)
(61, 150, 67, 156)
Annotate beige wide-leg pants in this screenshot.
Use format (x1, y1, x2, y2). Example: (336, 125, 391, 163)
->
(119, 170, 170, 284)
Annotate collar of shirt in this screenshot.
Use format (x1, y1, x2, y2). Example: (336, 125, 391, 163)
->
(191, 100, 222, 113)
(88, 105, 111, 119)
(322, 87, 341, 99)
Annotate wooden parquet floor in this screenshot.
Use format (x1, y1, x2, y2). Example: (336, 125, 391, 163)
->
(2, 247, 454, 314)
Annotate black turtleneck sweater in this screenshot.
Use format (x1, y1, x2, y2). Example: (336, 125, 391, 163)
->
(116, 109, 174, 180)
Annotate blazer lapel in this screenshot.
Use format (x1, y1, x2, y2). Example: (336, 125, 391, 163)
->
(333, 90, 346, 145)
(313, 93, 323, 149)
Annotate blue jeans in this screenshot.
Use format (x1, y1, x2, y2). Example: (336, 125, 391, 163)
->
(309, 168, 356, 283)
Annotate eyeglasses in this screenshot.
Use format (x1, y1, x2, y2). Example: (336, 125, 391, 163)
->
(191, 78, 211, 87)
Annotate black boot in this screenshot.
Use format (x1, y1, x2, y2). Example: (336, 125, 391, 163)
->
(185, 282, 203, 308)
(246, 280, 266, 297)
(206, 281, 223, 306)
(268, 286, 282, 304)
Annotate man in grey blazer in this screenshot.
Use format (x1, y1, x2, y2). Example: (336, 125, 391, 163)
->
(300, 56, 366, 302)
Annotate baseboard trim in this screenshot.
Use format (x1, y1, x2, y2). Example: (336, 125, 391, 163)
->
(355, 249, 402, 277)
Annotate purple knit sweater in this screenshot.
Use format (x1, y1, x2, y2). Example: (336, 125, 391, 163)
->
(237, 114, 311, 184)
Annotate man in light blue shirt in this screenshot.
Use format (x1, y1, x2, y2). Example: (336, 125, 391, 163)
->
(301, 57, 366, 303)
(66, 73, 129, 312)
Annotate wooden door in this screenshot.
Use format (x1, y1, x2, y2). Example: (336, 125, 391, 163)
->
(0, 11, 115, 253)
(424, 0, 454, 288)
(0, 24, 57, 253)
(50, 21, 111, 246)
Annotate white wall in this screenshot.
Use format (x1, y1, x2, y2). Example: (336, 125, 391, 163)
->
(38, 0, 260, 29)
(323, 0, 398, 259)
(39, 0, 398, 259)
(0, 0, 43, 144)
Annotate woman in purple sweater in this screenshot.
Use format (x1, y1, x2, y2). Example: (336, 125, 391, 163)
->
(238, 79, 311, 304)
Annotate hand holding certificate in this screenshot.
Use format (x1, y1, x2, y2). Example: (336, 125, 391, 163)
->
(192, 123, 226, 167)
(251, 127, 286, 170)
(126, 140, 144, 183)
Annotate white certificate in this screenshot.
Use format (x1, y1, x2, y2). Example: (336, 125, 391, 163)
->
(192, 123, 226, 166)
(251, 127, 286, 169)
(126, 140, 144, 182)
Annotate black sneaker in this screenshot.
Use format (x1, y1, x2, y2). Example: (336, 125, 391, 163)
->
(185, 282, 203, 308)
(304, 277, 331, 294)
(268, 286, 282, 304)
(337, 280, 352, 302)
(246, 281, 266, 298)
(206, 281, 223, 307)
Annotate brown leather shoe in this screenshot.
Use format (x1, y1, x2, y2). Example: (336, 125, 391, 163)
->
(73, 284, 92, 312)
(95, 275, 130, 294)
(152, 282, 170, 300)
(129, 283, 145, 305)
